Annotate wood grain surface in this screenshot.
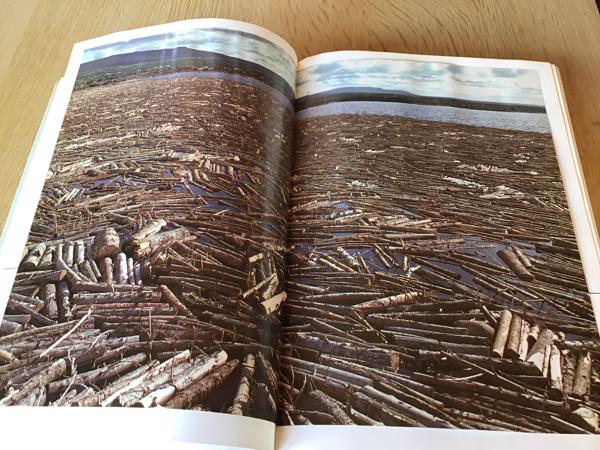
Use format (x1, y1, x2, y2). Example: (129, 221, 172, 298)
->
(1, 0, 599, 230)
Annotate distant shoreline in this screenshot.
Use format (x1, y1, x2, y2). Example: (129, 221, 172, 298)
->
(75, 47, 295, 100)
(295, 91, 546, 114)
(296, 101, 551, 134)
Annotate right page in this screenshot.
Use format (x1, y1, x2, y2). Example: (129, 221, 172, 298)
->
(278, 51, 600, 446)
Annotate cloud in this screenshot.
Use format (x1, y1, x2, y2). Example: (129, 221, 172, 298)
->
(297, 58, 544, 106)
(446, 65, 464, 75)
(82, 27, 296, 90)
(491, 68, 520, 78)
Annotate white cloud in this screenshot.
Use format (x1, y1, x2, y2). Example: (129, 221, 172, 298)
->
(297, 59, 544, 106)
(82, 26, 296, 90)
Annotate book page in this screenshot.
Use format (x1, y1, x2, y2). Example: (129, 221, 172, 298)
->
(0, 19, 296, 450)
(278, 51, 600, 446)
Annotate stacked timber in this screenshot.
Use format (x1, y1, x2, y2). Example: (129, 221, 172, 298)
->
(279, 114, 600, 432)
(0, 73, 294, 420)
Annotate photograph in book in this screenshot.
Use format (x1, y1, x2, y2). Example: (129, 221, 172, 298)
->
(0, 25, 294, 419)
(281, 57, 600, 432)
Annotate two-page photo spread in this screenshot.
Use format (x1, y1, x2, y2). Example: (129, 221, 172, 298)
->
(0, 18, 598, 450)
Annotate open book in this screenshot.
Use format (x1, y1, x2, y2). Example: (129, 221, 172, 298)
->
(0, 18, 599, 450)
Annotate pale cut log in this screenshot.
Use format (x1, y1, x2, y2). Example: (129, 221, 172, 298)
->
(127, 257, 135, 284)
(548, 344, 563, 397)
(228, 354, 256, 415)
(74, 240, 85, 265)
(561, 350, 576, 395)
(114, 253, 128, 284)
(571, 352, 592, 398)
(570, 407, 600, 433)
(40, 284, 58, 320)
(511, 245, 532, 269)
(261, 291, 287, 314)
(129, 228, 191, 259)
(526, 328, 554, 373)
(133, 263, 142, 285)
(527, 324, 540, 347)
(21, 243, 46, 271)
(0, 320, 22, 336)
(517, 320, 530, 361)
(353, 291, 420, 313)
(89, 256, 102, 280)
(281, 355, 372, 387)
(158, 285, 195, 318)
(171, 351, 228, 392)
(504, 315, 522, 360)
(78, 260, 97, 282)
(55, 258, 82, 285)
(19, 385, 47, 406)
(128, 219, 166, 242)
(304, 390, 354, 424)
(467, 320, 495, 339)
(165, 359, 239, 409)
(56, 281, 72, 322)
(92, 227, 120, 260)
(100, 257, 114, 284)
(7, 299, 55, 326)
(491, 310, 512, 358)
(8, 293, 43, 310)
(13, 270, 65, 286)
(74, 361, 160, 406)
(2, 315, 30, 325)
(256, 352, 278, 395)
(38, 246, 56, 270)
(137, 385, 176, 407)
(63, 241, 74, 267)
(47, 352, 148, 394)
(101, 350, 191, 406)
(559, 340, 600, 353)
(292, 333, 401, 369)
(497, 250, 534, 280)
(0, 358, 67, 405)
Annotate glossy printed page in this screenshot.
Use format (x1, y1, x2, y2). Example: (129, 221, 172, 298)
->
(280, 52, 600, 433)
(0, 19, 295, 424)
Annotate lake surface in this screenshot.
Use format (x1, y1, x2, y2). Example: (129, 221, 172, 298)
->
(296, 100, 551, 133)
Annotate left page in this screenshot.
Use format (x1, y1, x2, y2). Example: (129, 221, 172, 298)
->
(0, 19, 296, 450)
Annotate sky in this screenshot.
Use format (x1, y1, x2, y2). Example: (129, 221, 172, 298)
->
(82, 27, 297, 90)
(296, 58, 545, 106)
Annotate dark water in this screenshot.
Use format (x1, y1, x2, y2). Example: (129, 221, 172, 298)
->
(296, 100, 551, 133)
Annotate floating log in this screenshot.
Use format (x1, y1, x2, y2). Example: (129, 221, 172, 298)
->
(491, 310, 512, 358)
(129, 228, 191, 259)
(526, 329, 555, 375)
(497, 250, 534, 280)
(21, 243, 46, 272)
(164, 359, 239, 409)
(571, 352, 592, 398)
(504, 315, 523, 360)
(228, 354, 256, 415)
(548, 345, 563, 397)
(353, 292, 420, 313)
(92, 227, 120, 260)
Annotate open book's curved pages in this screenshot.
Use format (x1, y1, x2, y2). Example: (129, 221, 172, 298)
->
(0, 18, 295, 450)
(277, 50, 600, 448)
(0, 18, 599, 450)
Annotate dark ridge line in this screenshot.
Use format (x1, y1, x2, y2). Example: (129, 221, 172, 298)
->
(77, 46, 294, 100)
(295, 91, 547, 114)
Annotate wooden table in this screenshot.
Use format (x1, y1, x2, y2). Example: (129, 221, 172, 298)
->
(1, 0, 599, 229)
